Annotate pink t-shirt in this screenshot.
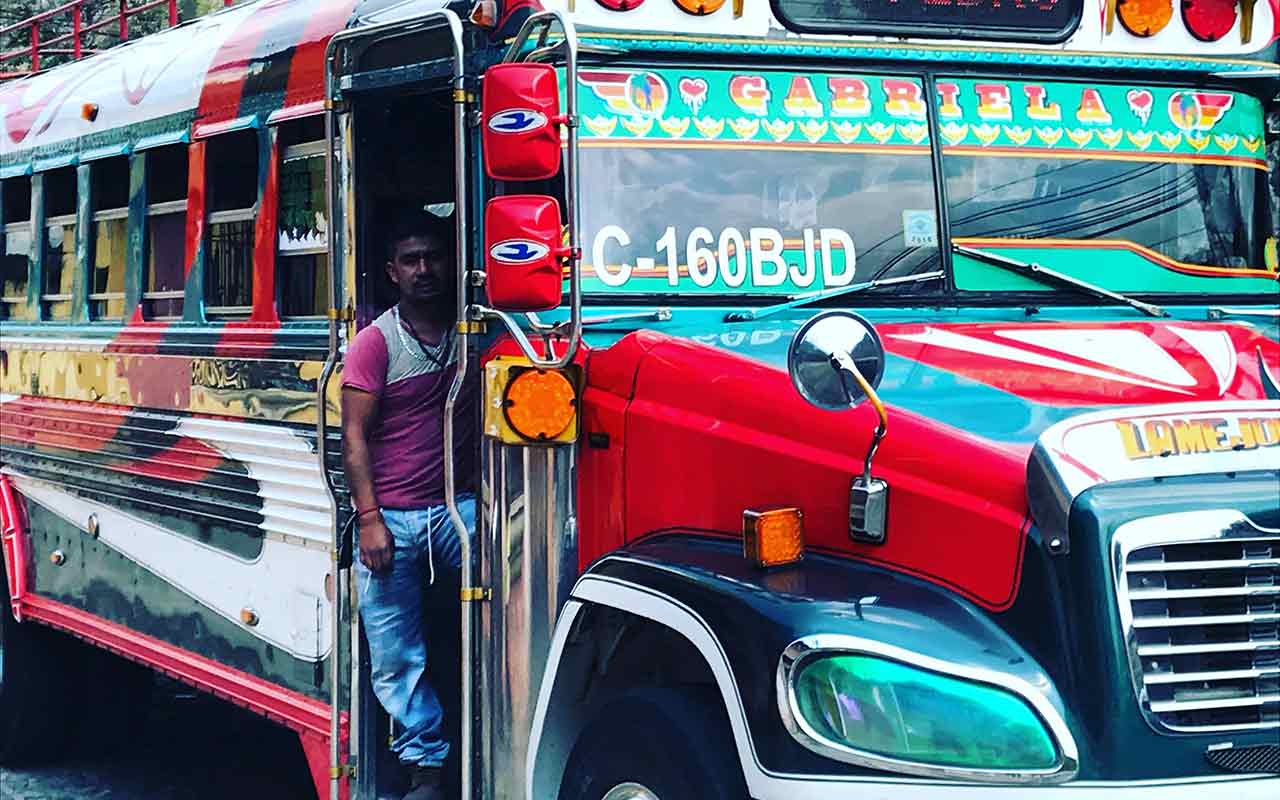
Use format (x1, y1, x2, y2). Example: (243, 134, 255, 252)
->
(341, 308, 478, 509)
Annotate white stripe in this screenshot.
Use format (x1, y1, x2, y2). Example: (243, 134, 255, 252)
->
(1169, 326, 1237, 396)
(9, 474, 331, 661)
(891, 328, 1192, 394)
(995, 328, 1195, 388)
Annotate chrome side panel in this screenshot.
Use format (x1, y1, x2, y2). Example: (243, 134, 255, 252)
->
(478, 440, 577, 800)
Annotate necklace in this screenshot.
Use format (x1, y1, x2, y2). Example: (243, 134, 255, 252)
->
(392, 306, 452, 368)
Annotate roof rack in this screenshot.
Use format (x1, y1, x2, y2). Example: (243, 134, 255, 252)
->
(0, 0, 240, 81)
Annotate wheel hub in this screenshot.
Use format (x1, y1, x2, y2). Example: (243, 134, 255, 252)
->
(601, 782, 660, 800)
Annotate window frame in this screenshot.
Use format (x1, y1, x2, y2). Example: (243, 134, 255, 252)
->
(143, 197, 190, 318)
(277, 137, 329, 320)
(1, 219, 33, 315)
(40, 211, 78, 316)
(89, 206, 129, 320)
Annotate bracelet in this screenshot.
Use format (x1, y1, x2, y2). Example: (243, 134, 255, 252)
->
(355, 507, 381, 519)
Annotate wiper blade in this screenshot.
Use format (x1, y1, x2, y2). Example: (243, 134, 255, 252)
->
(725, 270, 945, 322)
(953, 244, 1168, 318)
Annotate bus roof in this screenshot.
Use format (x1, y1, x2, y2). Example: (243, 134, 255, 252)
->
(1, 0, 1276, 171)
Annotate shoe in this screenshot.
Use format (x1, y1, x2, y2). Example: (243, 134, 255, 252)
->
(402, 765, 445, 800)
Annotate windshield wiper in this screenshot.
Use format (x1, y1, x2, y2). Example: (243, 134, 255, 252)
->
(725, 270, 945, 322)
(953, 244, 1168, 318)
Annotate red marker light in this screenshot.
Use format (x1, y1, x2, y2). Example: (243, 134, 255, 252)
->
(1181, 0, 1237, 42)
(595, 0, 645, 9)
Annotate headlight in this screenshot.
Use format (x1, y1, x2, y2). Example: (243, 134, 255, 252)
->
(779, 637, 1077, 783)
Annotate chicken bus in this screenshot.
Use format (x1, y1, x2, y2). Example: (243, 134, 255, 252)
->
(1, 0, 1278, 799)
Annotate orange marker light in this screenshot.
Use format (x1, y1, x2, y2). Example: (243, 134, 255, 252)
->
(673, 0, 727, 14)
(503, 368, 577, 442)
(743, 507, 805, 568)
(81, 103, 99, 122)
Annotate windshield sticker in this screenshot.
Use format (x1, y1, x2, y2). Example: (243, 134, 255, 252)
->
(902, 210, 938, 248)
(576, 69, 931, 152)
(937, 79, 1265, 169)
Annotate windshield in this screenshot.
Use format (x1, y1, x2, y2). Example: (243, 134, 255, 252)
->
(939, 79, 1275, 294)
(575, 68, 941, 296)
(573, 69, 1276, 302)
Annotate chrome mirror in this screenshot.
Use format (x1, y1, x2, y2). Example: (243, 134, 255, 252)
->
(788, 311, 885, 410)
(788, 311, 891, 545)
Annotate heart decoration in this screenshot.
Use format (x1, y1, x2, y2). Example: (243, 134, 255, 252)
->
(679, 77, 709, 115)
(1126, 89, 1154, 125)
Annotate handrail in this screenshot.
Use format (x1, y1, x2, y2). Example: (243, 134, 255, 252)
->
(0, 0, 237, 80)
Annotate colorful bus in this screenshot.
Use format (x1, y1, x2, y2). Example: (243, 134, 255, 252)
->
(1, 1, 1278, 799)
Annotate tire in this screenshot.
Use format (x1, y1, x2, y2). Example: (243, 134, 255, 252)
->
(0, 572, 73, 764)
(558, 689, 747, 800)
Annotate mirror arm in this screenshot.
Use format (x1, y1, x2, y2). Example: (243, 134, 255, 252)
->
(829, 352, 888, 482)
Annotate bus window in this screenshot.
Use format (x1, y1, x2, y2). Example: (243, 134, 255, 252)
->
(205, 130, 257, 317)
(90, 157, 129, 320)
(41, 166, 78, 320)
(278, 137, 328, 318)
(1, 177, 33, 321)
(144, 145, 189, 319)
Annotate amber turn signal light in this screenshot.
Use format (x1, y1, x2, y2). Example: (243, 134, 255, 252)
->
(743, 507, 804, 568)
(504, 368, 577, 442)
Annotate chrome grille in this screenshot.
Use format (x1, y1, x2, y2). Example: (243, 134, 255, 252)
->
(1114, 512, 1280, 734)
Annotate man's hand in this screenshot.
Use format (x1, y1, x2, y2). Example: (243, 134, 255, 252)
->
(359, 513, 395, 572)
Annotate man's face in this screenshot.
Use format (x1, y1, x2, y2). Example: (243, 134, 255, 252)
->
(386, 234, 452, 304)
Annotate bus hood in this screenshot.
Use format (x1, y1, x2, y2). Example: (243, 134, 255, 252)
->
(580, 312, 1280, 611)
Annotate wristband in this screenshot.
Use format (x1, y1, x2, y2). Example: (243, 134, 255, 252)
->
(355, 506, 381, 519)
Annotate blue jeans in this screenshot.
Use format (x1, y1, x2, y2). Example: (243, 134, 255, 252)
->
(355, 496, 475, 768)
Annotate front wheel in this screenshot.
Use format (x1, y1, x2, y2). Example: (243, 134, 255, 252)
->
(558, 689, 747, 800)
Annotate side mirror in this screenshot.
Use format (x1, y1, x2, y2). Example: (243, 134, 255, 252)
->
(482, 63, 564, 181)
(484, 195, 567, 312)
(788, 311, 891, 545)
(788, 311, 885, 410)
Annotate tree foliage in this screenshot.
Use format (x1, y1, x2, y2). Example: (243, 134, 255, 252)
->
(2, 0, 239, 77)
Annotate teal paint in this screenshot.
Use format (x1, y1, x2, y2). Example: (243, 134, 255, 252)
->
(125, 153, 147, 320)
(28, 173, 45, 322)
(575, 34, 1280, 76)
(73, 164, 92, 324)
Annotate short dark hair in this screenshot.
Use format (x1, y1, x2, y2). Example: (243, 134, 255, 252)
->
(384, 209, 453, 261)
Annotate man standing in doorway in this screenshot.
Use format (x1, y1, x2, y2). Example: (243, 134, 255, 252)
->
(342, 210, 478, 800)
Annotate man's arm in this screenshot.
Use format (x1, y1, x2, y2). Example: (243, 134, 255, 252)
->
(342, 387, 394, 572)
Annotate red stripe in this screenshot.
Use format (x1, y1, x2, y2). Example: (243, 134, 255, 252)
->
(194, 2, 286, 129)
(185, 140, 207, 281)
(281, 0, 358, 110)
(0, 474, 31, 621)
(250, 130, 279, 323)
(22, 594, 339, 741)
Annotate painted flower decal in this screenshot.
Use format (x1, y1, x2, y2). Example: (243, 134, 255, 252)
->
(763, 119, 796, 141)
(897, 122, 929, 144)
(659, 117, 690, 137)
(1156, 131, 1182, 150)
(972, 123, 1001, 146)
(798, 120, 829, 143)
(583, 115, 618, 137)
(940, 122, 969, 145)
(1126, 130, 1155, 149)
(728, 118, 761, 139)
(1066, 128, 1094, 147)
(1035, 126, 1063, 146)
(694, 117, 725, 138)
(1002, 126, 1032, 146)
(1098, 128, 1124, 148)
(832, 121, 862, 144)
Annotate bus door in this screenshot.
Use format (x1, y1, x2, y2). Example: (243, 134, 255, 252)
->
(324, 9, 473, 799)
